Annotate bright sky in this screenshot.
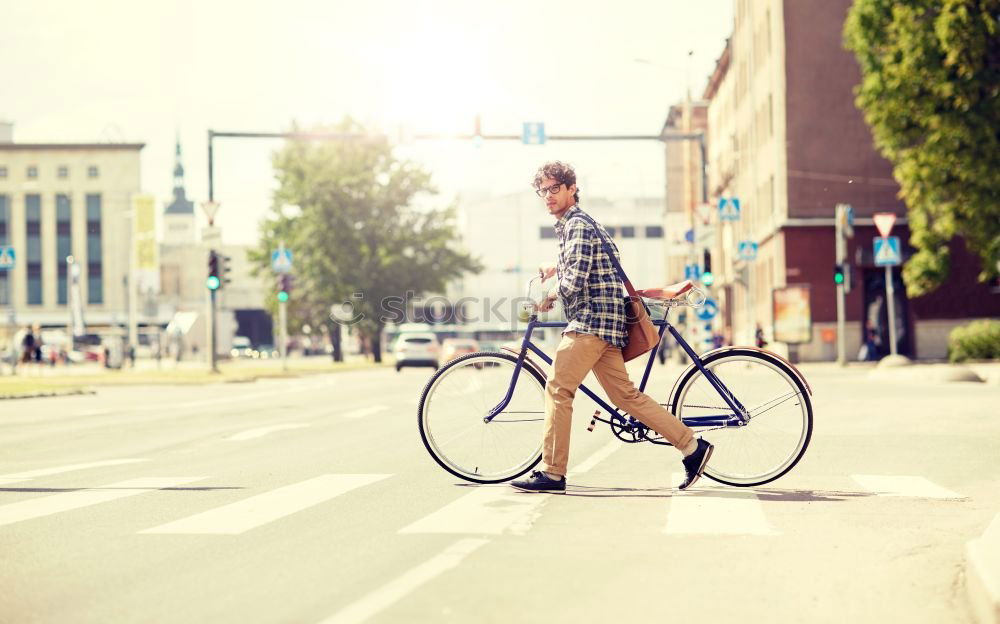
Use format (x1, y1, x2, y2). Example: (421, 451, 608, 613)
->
(4, 0, 733, 244)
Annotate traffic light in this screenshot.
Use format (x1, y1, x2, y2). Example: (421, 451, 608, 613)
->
(207, 250, 220, 290)
(701, 249, 714, 286)
(218, 253, 232, 289)
(833, 264, 845, 286)
(277, 273, 293, 303)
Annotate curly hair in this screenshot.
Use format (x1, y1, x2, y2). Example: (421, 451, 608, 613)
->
(533, 161, 580, 204)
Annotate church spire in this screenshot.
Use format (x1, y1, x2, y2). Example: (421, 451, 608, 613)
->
(165, 132, 194, 215)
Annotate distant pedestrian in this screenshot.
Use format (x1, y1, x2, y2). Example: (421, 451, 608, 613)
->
(858, 328, 879, 362)
(755, 324, 767, 349)
(21, 328, 35, 364)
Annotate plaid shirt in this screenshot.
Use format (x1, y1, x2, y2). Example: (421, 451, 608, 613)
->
(554, 206, 628, 348)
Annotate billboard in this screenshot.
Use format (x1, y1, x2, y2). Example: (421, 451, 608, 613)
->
(772, 285, 812, 344)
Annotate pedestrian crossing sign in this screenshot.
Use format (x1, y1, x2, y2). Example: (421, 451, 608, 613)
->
(874, 236, 901, 266)
(0, 246, 15, 270)
(522, 122, 545, 145)
(719, 197, 741, 221)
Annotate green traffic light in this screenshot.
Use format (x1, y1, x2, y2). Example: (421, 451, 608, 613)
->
(834, 272, 845, 284)
(701, 271, 714, 286)
(277, 291, 289, 303)
(206, 276, 221, 290)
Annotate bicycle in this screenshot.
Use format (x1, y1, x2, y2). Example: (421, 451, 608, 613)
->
(418, 276, 814, 487)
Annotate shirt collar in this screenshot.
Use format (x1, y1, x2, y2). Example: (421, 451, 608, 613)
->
(554, 205, 580, 234)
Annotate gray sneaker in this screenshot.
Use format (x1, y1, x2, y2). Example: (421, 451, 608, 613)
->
(511, 470, 566, 493)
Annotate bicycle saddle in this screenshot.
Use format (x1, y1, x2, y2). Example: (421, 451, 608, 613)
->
(635, 280, 694, 301)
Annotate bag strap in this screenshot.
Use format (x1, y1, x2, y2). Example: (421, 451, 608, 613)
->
(568, 211, 638, 297)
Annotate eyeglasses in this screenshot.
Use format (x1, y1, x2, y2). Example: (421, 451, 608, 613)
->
(535, 183, 563, 197)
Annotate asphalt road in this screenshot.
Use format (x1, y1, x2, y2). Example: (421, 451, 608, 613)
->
(1, 361, 998, 623)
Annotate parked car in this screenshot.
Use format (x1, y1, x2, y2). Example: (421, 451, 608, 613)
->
(231, 336, 255, 359)
(254, 344, 278, 359)
(440, 338, 479, 363)
(393, 333, 440, 372)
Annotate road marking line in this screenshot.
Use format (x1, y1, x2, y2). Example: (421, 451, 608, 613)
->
(140, 474, 391, 535)
(568, 439, 621, 476)
(0, 477, 205, 528)
(342, 405, 389, 419)
(851, 474, 965, 499)
(664, 474, 780, 536)
(317, 538, 489, 624)
(227, 424, 310, 441)
(399, 486, 547, 536)
(0, 458, 149, 482)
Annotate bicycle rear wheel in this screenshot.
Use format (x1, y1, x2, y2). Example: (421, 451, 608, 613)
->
(418, 352, 547, 484)
(672, 349, 812, 486)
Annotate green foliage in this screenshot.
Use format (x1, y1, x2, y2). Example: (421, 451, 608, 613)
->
(844, 0, 1000, 296)
(947, 319, 1000, 362)
(249, 119, 482, 358)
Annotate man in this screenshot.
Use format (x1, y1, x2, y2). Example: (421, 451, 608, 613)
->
(511, 161, 713, 493)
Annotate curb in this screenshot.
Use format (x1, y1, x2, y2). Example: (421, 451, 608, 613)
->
(967, 512, 1000, 624)
(0, 388, 95, 401)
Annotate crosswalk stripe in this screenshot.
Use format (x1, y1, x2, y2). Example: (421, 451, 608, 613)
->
(664, 474, 779, 536)
(342, 406, 389, 419)
(139, 474, 391, 535)
(568, 440, 621, 476)
(227, 424, 310, 441)
(0, 477, 205, 528)
(399, 486, 547, 536)
(851, 475, 964, 499)
(0, 458, 149, 483)
(317, 538, 489, 624)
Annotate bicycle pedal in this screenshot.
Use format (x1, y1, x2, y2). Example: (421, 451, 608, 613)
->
(587, 410, 600, 432)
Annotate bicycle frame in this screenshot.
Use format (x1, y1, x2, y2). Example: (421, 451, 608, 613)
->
(484, 313, 752, 433)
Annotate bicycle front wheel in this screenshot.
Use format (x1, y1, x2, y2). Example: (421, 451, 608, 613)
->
(672, 349, 813, 486)
(418, 352, 547, 484)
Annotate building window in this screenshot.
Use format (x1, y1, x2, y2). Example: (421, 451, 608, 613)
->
(57, 194, 72, 305)
(645, 225, 664, 238)
(0, 166, 7, 179)
(87, 166, 99, 179)
(86, 194, 103, 304)
(26, 194, 42, 305)
(620, 226, 635, 238)
(58, 165, 69, 179)
(27, 166, 38, 180)
(540, 226, 556, 239)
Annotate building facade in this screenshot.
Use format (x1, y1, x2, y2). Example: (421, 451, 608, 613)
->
(0, 128, 142, 339)
(699, 0, 998, 360)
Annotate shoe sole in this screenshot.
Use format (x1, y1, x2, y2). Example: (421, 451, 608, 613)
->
(510, 484, 566, 494)
(679, 444, 714, 491)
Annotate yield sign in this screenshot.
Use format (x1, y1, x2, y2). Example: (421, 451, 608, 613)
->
(873, 212, 896, 238)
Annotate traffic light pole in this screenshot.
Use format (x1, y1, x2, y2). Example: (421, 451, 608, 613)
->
(278, 299, 288, 372)
(208, 287, 219, 374)
(835, 209, 846, 366)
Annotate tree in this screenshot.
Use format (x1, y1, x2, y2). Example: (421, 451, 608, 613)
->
(250, 119, 482, 363)
(844, 0, 1000, 295)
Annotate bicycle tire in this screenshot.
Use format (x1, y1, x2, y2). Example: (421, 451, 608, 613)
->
(418, 351, 548, 484)
(671, 349, 813, 487)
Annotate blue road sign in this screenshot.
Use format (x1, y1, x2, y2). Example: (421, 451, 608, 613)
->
(874, 236, 901, 266)
(0, 246, 14, 270)
(684, 264, 702, 281)
(696, 298, 719, 321)
(719, 197, 741, 222)
(684, 229, 694, 243)
(737, 240, 759, 261)
(522, 122, 545, 145)
(271, 248, 294, 273)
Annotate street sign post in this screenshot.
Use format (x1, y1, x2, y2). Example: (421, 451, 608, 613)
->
(874, 235, 902, 357)
(684, 264, 701, 281)
(695, 298, 719, 321)
(737, 240, 758, 262)
(271, 248, 294, 273)
(718, 197, 741, 222)
(0, 246, 15, 270)
(522, 122, 545, 145)
(873, 212, 896, 239)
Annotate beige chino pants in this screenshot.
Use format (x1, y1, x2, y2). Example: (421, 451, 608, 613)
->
(542, 331, 695, 477)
